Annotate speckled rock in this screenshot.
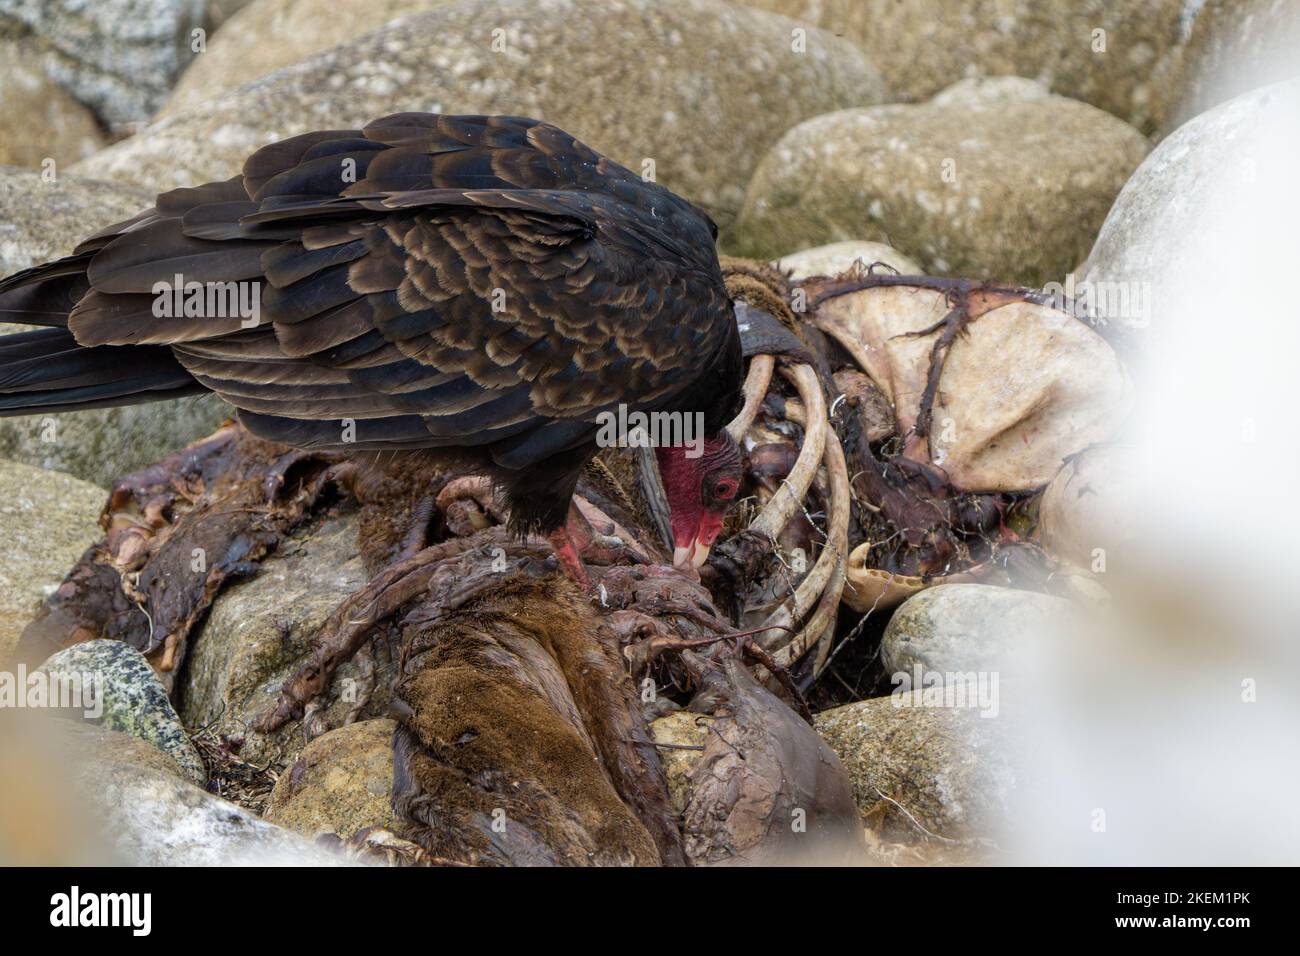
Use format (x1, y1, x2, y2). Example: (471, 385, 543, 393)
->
(71, 0, 884, 232)
(265, 718, 396, 839)
(743, 0, 1208, 135)
(775, 240, 921, 281)
(880, 583, 1072, 678)
(735, 77, 1150, 286)
(815, 690, 1015, 838)
(0, 0, 208, 130)
(0, 460, 103, 665)
(177, 511, 379, 766)
(162, 0, 461, 117)
(36, 639, 206, 785)
(0, 39, 105, 168)
(1168, 0, 1300, 134)
(0, 167, 151, 275)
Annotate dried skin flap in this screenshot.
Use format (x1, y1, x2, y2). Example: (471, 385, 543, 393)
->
(816, 288, 1129, 491)
(682, 661, 865, 866)
(932, 302, 1129, 490)
(815, 285, 949, 435)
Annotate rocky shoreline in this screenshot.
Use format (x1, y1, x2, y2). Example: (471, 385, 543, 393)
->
(1, 0, 1296, 866)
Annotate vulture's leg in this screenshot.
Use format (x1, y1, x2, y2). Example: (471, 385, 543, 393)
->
(546, 500, 648, 587)
(546, 525, 593, 587)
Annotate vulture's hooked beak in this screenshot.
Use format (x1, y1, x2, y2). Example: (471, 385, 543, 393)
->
(671, 512, 726, 569)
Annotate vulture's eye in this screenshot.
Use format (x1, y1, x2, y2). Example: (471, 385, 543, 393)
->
(713, 478, 738, 500)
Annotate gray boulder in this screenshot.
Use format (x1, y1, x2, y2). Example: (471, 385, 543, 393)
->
(1082, 78, 1300, 336)
(162, 0, 462, 117)
(735, 78, 1149, 286)
(881, 583, 1073, 678)
(0, 0, 209, 130)
(78, 752, 343, 865)
(0, 460, 103, 664)
(71, 0, 884, 233)
(743, 0, 1250, 135)
(1168, 0, 1300, 135)
(0, 168, 233, 487)
(0, 38, 105, 169)
(0, 166, 150, 275)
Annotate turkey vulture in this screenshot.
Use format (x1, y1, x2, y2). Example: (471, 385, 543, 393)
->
(0, 113, 744, 582)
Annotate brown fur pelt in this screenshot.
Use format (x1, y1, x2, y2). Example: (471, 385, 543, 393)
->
(389, 573, 678, 866)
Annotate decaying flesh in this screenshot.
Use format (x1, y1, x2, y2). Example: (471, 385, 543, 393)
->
(12, 252, 1137, 866)
(23, 405, 862, 864)
(804, 272, 1122, 613)
(15, 425, 344, 687)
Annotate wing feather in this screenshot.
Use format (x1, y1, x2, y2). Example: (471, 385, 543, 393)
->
(53, 114, 736, 462)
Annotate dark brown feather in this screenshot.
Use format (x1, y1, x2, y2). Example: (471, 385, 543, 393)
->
(0, 113, 742, 533)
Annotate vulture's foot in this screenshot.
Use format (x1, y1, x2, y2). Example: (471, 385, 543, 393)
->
(545, 525, 594, 587)
(546, 498, 651, 588)
(435, 475, 505, 538)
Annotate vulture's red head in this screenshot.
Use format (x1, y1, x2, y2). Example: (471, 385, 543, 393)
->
(655, 431, 743, 569)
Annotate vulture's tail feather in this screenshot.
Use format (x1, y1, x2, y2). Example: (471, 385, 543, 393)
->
(0, 251, 205, 415)
(0, 327, 204, 416)
(0, 260, 92, 328)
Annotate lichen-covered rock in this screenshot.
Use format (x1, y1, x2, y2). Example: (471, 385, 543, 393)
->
(815, 690, 1015, 839)
(736, 77, 1150, 286)
(71, 0, 884, 232)
(743, 0, 1209, 135)
(36, 639, 207, 785)
(0, 460, 103, 665)
(0, 39, 105, 168)
(880, 583, 1072, 677)
(0, 0, 208, 130)
(265, 718, 397, 839)
(776, 240, 921, 281)
(177, 511, 378, 766)
(162, 0, 461, 117)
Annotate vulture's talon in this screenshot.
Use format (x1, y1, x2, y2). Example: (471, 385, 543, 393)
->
(583, 531, 648, 568)
(436, 475, 505, 524)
